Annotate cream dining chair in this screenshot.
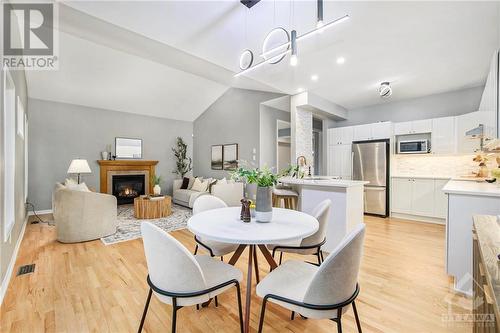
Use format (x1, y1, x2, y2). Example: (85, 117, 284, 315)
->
(256, 223, 366, 333)
(138, 222, 244, 333)
(192, 195, 239, 260)
(268, 199, 331, 266)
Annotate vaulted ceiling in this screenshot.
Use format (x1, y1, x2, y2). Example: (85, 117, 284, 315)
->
(25, 1, 500, 120)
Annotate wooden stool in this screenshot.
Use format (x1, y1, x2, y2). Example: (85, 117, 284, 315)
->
(272, 188, 298, 210)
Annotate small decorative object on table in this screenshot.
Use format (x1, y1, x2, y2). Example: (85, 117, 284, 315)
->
(232, 166, 277, 222)
(151, 175, 162, 195)
(240, 199, 251, 222)
(101, 151, 109, 160)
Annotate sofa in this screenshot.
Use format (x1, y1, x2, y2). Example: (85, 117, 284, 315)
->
(172, 178, 244, 208)
(53, 183, 118, 243)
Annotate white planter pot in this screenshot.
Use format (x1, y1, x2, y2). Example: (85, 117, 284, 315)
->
(153, 185, 161, 195)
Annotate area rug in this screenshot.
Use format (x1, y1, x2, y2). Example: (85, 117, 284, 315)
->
(101, 204, 192, 245)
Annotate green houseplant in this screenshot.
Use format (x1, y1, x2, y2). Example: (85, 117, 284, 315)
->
(172, 137, 192, 178)
(231, 166, 277, 222)
(151, 175, 162, 195)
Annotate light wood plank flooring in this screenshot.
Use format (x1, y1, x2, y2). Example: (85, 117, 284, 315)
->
(0, 215, 471, 332)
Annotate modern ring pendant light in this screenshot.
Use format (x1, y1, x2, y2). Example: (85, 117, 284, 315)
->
(235, 0, 349, 77)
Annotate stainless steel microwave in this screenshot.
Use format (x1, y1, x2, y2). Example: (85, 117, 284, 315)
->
(397, 139, 430, 154)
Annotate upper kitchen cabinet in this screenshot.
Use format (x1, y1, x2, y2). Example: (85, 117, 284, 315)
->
(456, 111, 490, 153)
(394, 119, 432, 135)
(353, 122, 392, 141)
(431, 116, 456, 154)
(328, 127, 353, 145)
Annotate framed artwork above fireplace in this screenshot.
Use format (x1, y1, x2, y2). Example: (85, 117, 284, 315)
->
(115, 137, 142, 159)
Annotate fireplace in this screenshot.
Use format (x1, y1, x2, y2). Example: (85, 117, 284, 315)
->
(112, 174, 146, 205)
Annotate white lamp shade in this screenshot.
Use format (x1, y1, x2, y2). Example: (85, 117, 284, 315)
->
(67, 159, 91, 174)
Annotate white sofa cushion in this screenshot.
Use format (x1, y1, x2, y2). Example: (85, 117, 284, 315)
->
(191, 178, 209, 192)
(174, 189, 196, 204)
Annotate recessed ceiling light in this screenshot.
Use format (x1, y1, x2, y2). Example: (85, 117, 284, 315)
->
(336, 57, 345, 64)
(297, 88, 304, 93)
(311, 74, 319, 81)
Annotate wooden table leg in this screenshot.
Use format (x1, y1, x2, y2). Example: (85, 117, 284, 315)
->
(253, 246, 260, 283)
(257, 245, 278, 271)
(244, 245, 254, 333)
(229, 244, 247, 266)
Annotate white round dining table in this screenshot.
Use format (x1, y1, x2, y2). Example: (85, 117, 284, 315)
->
(187, 207, 319, 333)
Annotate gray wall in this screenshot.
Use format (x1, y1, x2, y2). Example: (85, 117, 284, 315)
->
(28, 99, 193, 210)
(193, 88, 283, 178)
(334, 86, 484, 127)
(0, 7, 29, 291)
(259, 105, 290, 172)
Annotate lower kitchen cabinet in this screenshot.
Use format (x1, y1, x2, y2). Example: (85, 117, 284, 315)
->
(391, 177, 449, 222)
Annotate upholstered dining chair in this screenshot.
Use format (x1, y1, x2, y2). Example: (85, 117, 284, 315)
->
(268, 199, 331, 266)
(256, 223, 366, 333)
(192, 195, 239, 260)
(138, 222, 244, 333)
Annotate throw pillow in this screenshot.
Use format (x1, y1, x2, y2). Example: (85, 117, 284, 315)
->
(188, 176, 202, 189)
(66, 182, 90, 192)
(180, 177, 190, 189)
(64, 178, 77, 186)
(191, 178, 209, 192)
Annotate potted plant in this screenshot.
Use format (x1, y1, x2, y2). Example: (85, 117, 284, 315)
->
(279, 164, 305, 179)
(151, 175, 162, 195)
(231, 166, 277, 222)
(172, 137, 192, 178)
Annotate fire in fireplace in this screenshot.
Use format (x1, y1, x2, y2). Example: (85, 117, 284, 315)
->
(112, 174, 146, 204)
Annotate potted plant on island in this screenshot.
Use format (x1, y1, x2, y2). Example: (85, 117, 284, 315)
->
(231, 166, 277, 222)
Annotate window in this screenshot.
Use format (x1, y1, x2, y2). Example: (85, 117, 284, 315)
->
(3, 65, 16, 241)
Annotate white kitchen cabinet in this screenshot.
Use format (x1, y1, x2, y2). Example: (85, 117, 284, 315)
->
(394, 122, 413, 135)
(391, 177, 449, 221)
(434, 179, 449, 218)
(391, 178, 413, 213)
(431, 116, 456, 154)
(394, 119, 432, 135)
(411, 179, 435, 217)
(353, 124, 372, 141)
(353, 122, 392, 141)
(328, 144, 352, 179)
(411, 119, 432, 134)
(328, 127, 354, 145)
(456, 111, 481, 153)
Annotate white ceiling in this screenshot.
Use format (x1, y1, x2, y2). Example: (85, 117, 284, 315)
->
(63, 0, 500, 110)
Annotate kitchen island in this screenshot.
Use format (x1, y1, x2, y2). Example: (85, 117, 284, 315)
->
(279, 177, 368, 252)
(443, 180, 500, 295)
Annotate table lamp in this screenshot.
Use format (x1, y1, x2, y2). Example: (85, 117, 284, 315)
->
(67, 159, 91, 184)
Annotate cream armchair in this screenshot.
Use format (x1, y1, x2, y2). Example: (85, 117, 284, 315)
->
(53, 186, 117, 243)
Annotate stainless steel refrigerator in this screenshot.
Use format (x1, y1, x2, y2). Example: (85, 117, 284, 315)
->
(352, 139, 390, 217)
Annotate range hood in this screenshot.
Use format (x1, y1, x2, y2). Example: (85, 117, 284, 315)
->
(465, 124, 485, 138)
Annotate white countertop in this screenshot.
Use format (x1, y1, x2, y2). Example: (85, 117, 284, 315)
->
(279, 177, 369, 188)
(442, 180, 500, 197)
(392, 175, 452, 180)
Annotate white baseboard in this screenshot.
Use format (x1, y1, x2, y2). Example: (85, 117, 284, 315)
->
(0, 216, 28, 305)
(28, 209, 52, 216)
(390, 212, 445, 225)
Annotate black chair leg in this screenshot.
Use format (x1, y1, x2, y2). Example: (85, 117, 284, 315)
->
(220, 256, 224, 261)
(215, 296, 219, 307)
(194, 244, 198, 255)
(290, 311, 295, 320)
(258, 299, 268, 333)
(316, 251, 322, 265)
(352, 301, 362, 333)
(279, 252, 283, 265)
(137, 288, 152, 333)
(196, 304, 199, 310)
(236, 283, 244, 333)
(336, 308, 343, 333)
(320, 250, 325, 262)
(172, 298, 178, 333)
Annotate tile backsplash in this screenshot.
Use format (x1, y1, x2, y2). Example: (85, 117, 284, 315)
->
(392, 154, 498, 178)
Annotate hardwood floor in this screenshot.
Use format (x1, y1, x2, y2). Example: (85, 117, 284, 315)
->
(1, 215, 471, 333)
